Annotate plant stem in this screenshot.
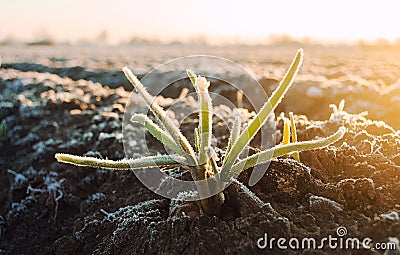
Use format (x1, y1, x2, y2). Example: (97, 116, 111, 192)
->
(224, 116, 241, 162)
(123, 67, 198, 166)
(196, 76, 213, 165)
(199, 191, 225, 215)
(194, 127, 200, 153)
(55, 153, 185, 170)
(221, 49, 304, 179)
(282, 117, 291, 158)
(229, 126, 346, 176)
(283, 118, 291, 145)
(131, 114, 184, 156)
(289, 112, 300, 162)
(0, 119, 6, 138)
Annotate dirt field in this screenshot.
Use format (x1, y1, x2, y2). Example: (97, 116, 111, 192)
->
(1, 44, 399, 254)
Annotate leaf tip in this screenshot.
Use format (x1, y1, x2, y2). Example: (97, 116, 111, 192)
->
(55, 153, 66, 162)
(122, 66, 131, 75)
(186, 69, 197, 85)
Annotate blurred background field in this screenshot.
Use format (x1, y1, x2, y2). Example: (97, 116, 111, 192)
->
(2, 43, 399, 129)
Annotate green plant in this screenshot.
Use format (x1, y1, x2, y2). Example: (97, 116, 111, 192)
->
(0, 119, 6, 139)
(55, 49, 346, 215)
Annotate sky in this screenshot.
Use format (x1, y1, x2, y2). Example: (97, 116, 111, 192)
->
(1, 0, 399, 44)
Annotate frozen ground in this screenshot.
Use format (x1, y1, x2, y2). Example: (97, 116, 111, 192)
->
(0, 44, 399, 254)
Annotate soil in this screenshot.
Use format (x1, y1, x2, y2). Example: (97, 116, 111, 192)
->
(0, 45, 399, 254)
